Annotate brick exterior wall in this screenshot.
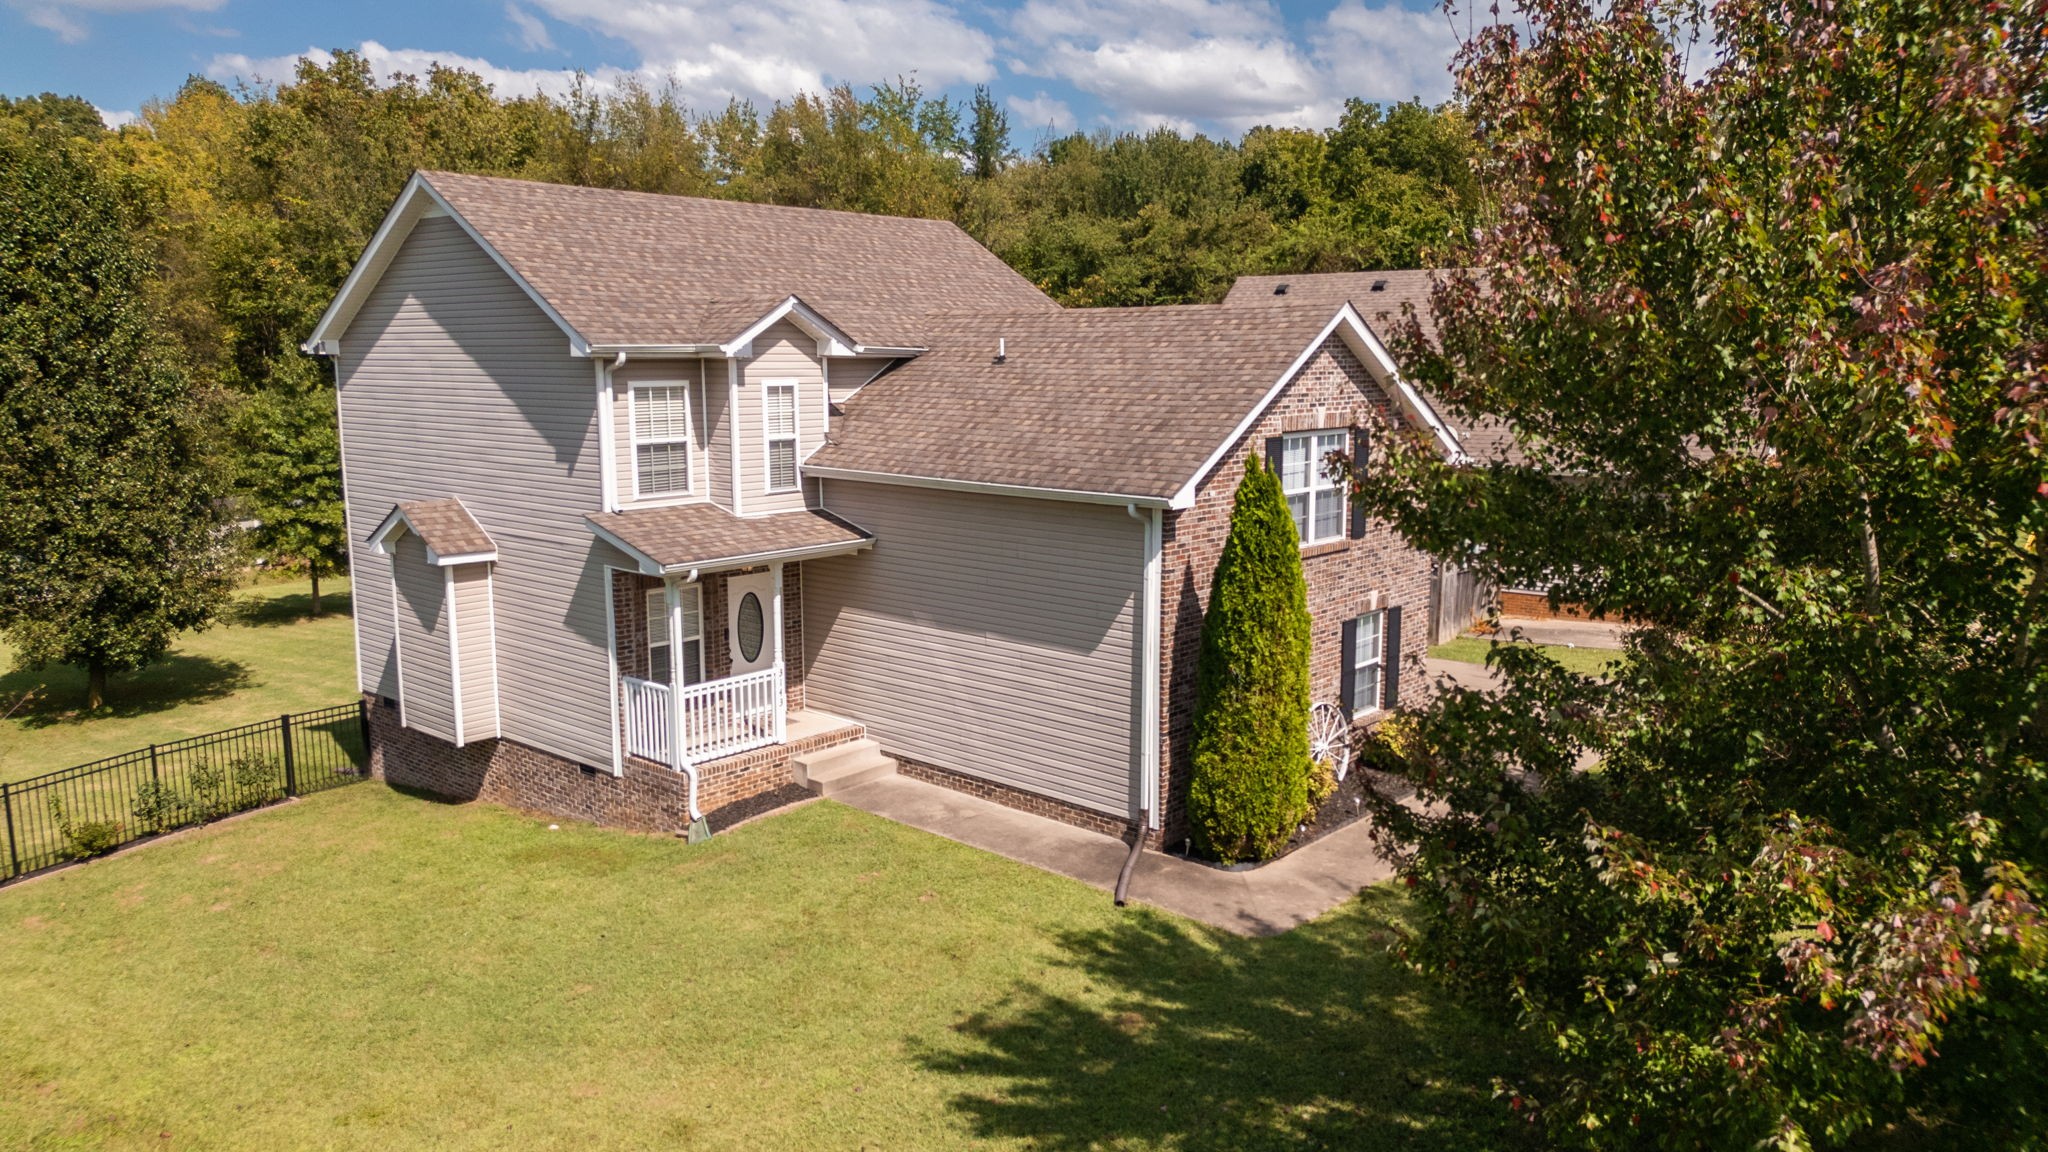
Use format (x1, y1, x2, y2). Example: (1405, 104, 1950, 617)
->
(1154, 336, 1436, 846)
(367, 692, 859, 832)
(609, 562, 809, 714)
(896, 756, 1133, 841)
(1499, 588, 1595, 620)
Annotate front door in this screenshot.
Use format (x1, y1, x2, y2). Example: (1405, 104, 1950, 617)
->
(726, 570, 776, 674)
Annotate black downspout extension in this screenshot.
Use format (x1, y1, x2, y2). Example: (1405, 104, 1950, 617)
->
(1114, 810, 1148, 907)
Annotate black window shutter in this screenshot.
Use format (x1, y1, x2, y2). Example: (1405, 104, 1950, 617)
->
(1382, 606, 1403, 710)
(1348, 428, 1369, 539)
(1264, 435, 1285, 475)
(1339, 616, 1358, 714)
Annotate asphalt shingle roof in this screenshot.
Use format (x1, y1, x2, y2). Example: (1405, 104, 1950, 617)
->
(587, 505, 871, 572)
(808, 303, 1346, 501)
(1223, 270, 1523, 464)
(383, 498, 496, 559)
(420, 171, 1059, 349)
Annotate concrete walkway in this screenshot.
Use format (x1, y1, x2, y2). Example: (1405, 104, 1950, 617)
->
(834, 774, 1397, 936)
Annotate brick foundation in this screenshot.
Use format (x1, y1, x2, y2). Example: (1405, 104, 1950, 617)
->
(366, 694, 858, 832)
(895, 756, 1136, 841)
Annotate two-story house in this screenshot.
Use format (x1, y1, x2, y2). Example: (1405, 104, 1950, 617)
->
(309, 171, 1462, 847)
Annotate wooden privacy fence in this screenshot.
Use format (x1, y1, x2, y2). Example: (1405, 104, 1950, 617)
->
(1431, 562, 1498, 645)
(0, 702, 370, 885)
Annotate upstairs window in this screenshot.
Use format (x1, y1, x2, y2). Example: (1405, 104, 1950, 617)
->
(631, 382, 692, 498)
(646, 585, 704, 686)
(1278, 430, 1348, 545)
(765, 381, 799, 492)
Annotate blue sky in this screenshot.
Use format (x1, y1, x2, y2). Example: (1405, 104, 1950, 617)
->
(0, 0, 1462, 138)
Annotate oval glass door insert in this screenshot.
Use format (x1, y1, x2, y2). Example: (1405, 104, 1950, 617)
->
(736, 592, 765, 662)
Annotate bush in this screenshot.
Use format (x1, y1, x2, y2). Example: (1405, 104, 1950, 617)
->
(1187, 455, 1314, 863)
(48, 795, 124, 859)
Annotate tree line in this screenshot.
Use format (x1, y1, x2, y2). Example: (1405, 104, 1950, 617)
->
(0, 58, 1479, 707)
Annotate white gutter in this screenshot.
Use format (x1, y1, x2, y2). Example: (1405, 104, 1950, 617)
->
(1126, 503, 1163, 830)
(803, 464, 1173, 509)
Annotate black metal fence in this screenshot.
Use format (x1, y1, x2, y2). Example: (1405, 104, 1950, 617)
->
(1, 702, 370, 884)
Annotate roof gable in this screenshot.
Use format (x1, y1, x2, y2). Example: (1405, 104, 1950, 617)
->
(310, 171, 1057, 354)
(807, 302, 1460, 508)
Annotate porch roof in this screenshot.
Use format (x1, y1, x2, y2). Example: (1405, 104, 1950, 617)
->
(586, 504, 872, 576)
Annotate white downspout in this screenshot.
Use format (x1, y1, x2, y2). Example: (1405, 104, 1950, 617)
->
(1126, 503, 1163, 831)
(727, 357, 744, 514)
(666, 575, 702, 821)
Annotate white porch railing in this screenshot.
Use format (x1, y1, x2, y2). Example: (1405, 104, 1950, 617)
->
(622, 675, 674, 763)
(621, 663, 786, 767)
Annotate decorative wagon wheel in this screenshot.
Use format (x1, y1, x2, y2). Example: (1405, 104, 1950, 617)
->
(1309, 702, 1353, 782)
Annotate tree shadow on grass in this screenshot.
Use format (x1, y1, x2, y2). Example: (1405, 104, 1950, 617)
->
(229, 587, 354, 627)
(915, 887, 1541, 1151)
(1, 654, 251, 728)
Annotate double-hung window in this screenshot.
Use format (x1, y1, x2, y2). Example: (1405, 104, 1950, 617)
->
(1279, 430, 1348, 545)
(764, 381, 799, 492)
(1347, 610, 1385, 714)
(646, 585, 704, 686)
(631, 382, 692, 498)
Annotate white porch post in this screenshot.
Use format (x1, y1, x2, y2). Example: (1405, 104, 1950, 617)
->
(665, 574, 703, 821)
(771, 561, 787, 743)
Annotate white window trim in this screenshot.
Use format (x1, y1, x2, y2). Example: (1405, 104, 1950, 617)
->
(1280, 429, 1349, 546)
(762, 377, 801, 494)
(646, 584, 704, 686)
(628, 380, 694, 500)
(1351, 609, 1386, 716)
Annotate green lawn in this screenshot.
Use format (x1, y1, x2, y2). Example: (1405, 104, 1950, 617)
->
(0, 578, 357, 784)
(0, 785, 1533, 1151)
(1430, 635, 1622, 678)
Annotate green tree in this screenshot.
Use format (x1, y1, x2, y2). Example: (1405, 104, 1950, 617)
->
(1188, 456, 1314, 863)
(0, 123, 236, 709)
(967, 84, 1011, 179)
(236, 381, 346, 614)
(1355, 0, 2048, 1144)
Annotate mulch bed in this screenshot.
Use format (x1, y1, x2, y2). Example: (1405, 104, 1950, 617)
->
(702, 783, 813, 833)
(1165, 765, 1416, 870)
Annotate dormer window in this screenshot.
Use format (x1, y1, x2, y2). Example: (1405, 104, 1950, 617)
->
(764, 380, 799, 492)
(631, 382, 692, 498)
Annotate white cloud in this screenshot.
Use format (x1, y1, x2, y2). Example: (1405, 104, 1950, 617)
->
(523, 0, 995, 108)
(1007, 0, 1457, 131)
(1317, 0, 1458, 105)
(9, 0, 220, 43)
(206, 41, 614, 101)
(1007, 91, 1075, 134)
(504, 3, 556, 53)
(95, 105, 137, 128)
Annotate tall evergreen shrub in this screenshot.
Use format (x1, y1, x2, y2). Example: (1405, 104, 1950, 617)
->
(1188, 455, 1314, 863)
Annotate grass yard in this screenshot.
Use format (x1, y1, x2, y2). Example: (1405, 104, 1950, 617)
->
(0, 785, 1534, 1151)
(1430, 635, 1622, 679)
(0, 578, 357, 784)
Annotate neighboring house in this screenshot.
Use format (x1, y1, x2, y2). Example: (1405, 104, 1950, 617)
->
(309, 171, 1463, 847)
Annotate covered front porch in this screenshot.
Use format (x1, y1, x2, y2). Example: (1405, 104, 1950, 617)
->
(588, 503, 874, 815)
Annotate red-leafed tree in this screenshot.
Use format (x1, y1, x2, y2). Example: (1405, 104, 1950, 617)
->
(1354, 0, 2048, 1144)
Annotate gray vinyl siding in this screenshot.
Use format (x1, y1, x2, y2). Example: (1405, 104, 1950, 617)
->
(453, 564, 499, 740)
(803, 483, 1143, 816)
(705, 362, 734, 511)
(391, 532, 455, 742)
(336, 213, 619, 771)
(612, 360, 710, 505)
(827, 356, 898, 406)
(740, 320, 826, 513)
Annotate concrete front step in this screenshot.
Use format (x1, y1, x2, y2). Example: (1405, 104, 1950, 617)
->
(791, 738, 898, 796)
